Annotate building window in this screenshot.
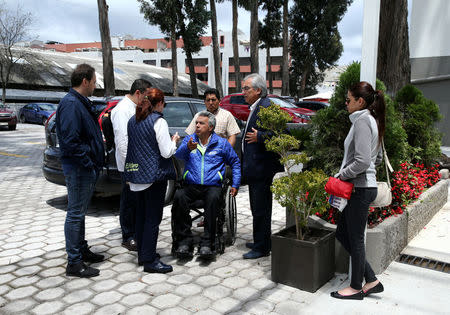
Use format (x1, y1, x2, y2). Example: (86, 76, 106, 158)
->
(144, 60, 156, 66)
(220, 35, 224, 45)
(161, 59, 172, 68)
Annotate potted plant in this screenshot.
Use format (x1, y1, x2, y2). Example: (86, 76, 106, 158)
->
(257, 104, 335, 293)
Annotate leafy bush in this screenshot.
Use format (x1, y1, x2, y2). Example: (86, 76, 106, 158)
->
(395, 85, 442, 166)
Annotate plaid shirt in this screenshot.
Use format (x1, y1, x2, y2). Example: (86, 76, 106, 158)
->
(185, 107, 240, 138)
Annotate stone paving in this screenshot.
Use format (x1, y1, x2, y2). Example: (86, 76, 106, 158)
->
(1, 124, 450, 315)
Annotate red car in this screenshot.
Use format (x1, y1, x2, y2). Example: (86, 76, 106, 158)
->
(220, 93, 315, 123)
(0, 102, 17, 130)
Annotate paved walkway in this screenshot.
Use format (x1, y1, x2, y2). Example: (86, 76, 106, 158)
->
(0, 124, 449, 314)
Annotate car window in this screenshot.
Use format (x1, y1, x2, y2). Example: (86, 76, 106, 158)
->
(192, 102, 205, 113)
(269, 97, 297, 108)
(24, 104, 33, 110)
(164, 102, 194, 127)
(39, 104, 57, 111)
(230, 95, 248, 105)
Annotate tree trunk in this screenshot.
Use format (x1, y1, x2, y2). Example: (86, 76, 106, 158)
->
(281, 0, 289, 95)
(210, 0, 223, 97)
(171, 26, 179, 96)
(232, 0, 241, 92)
(97, 0, 115, 96)
(1, 85, 6, 104)
(250, 0, 259, 74)
(377, 0, 410, 96)
(299, 66, 309, 98)
(186, 51, 199, 98)
(267, 48, 273, 94)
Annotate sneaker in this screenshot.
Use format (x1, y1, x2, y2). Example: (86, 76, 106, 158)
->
(175, 244, 193, 259)
(198, 246, 214, 260)
(66, 262, 99, 278)
(81, 248, 104, 263)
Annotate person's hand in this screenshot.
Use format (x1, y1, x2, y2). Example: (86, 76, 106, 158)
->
(172, 132, 180, 143)
(245, 127, 258, 143)
(187, 137, 198, 151)
(230, 187, 238, 197)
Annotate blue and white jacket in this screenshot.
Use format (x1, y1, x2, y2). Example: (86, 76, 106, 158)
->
(175, 132, 241, 189)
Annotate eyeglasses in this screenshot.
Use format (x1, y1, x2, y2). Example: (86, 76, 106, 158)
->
(242, 86, 253, 91)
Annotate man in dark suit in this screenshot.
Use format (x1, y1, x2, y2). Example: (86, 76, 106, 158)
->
(241, 73, 284, 259)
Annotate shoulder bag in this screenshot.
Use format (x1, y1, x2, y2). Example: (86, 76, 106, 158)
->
(370, 140, 393, 208)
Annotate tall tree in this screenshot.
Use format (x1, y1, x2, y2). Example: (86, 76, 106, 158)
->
(281, 0, 289, 96)
(231, 0, 241, 92)
(289, 0, 351, 98)
(210, 0, 223, 97)
(176, 0, 209, 98)
(259, 0, 282, 94)
(249, 0, 259, 74)
(138, 0, 179, 96)
(0, 3, 32, 103)
(377, 0, 410, 96)
(97, 0, 115, 96)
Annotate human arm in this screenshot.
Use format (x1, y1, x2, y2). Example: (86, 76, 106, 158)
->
(339, 119, 373, 180)
(175, 135, 192, 161)
(111, 107, 131, 164)
(154, 118, 178, 158)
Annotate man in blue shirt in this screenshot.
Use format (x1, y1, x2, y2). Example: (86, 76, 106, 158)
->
(172, 111, 240, 260)
(56, 64, 105, 278)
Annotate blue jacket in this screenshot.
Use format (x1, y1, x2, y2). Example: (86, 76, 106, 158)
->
(124, 112, 176, 184)
(242, 97, 284, 182)
(56, 88, 104, 170)
(175, 132, 241, 189)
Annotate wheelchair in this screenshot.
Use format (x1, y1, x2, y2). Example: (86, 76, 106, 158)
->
(171, 167, 237, 256)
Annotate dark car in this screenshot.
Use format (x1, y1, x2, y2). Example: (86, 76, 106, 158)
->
(19, 103, 58, 125)
(0, 102, 17, 130)
(220, 93, 315, 123)
(294, 100, 329, 112)
(43, 96, 236, 203)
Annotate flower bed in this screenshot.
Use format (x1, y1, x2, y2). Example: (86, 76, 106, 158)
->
(316, 162, 441, 226)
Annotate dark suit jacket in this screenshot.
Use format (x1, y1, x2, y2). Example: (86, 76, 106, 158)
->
(241, 97, 284, 183)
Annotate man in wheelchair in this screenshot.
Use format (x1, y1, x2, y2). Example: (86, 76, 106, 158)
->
(172, 111, 241, 260)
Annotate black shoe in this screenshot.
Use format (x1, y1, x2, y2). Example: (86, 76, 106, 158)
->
(122, 239, 137, 251)
(243, 250, 270, 259)
(176, 244, 193, 259)
(143, 259, 173, 274)
(363, 282, 384, 297)
(245, 242, 254, 249)
(81, 248, 104, 263)
(66, 262, 100, 278)
(330, 290, 364, 300)
(198, 246, 214, 260)
(138, 253, 161, 266)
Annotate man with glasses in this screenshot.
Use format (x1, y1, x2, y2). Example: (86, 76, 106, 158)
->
(241, 73, 284, 259)
(111, 79, 152, 252)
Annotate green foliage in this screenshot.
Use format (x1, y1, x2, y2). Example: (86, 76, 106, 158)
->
(394, 85, 442, 166)
(258, 103, 329, 240)
(289, 127, 311, 151)
(305, 61, 410, 179)
(288, 0, 352, 98)
(259, 0, 283, 49)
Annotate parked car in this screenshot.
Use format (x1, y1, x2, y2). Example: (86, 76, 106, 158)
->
(294, 100, 329, 112)
(43, 96, 239, 203)
(219, 93, 315, 123)
(0, 102, 17, 130)
(19, 103, 58, 125)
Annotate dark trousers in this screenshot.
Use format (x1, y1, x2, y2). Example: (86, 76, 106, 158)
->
(335, 187, 378, 290)
(62, 164, 98, 264)
(135, 180, 167, 264)
(172, 184, 222, 248)
(119, 172, 137, 242)
(248, 176, 274, 253)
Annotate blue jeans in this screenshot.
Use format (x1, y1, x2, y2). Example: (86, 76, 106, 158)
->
(120, 172, 137, 242)
(63, 164, 98, 264)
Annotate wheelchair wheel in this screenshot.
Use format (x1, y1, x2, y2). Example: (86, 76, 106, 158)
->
(224, 185, 237, 245)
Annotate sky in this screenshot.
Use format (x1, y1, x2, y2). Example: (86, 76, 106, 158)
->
(4, 0, 364, 65)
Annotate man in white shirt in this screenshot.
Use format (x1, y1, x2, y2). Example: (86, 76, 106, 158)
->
(111, 79, 152, 251)
(185, 88, 240, 147)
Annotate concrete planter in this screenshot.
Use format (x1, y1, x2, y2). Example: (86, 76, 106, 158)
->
(301, 179, 449, 274)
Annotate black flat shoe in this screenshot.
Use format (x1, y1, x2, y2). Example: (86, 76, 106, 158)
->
(198, 246, 214, 260)
(81, 248, 104, 263)
(143, 259, 173, 274)
(330, 290, 364, 300)
(363, 282, 384, 297)
(176, 244, 193, 259)
(122, 239, 137, 251)
(66, 262, 100, 278)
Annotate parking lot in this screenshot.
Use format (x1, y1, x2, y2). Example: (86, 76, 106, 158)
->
(1, 124, 449, 315)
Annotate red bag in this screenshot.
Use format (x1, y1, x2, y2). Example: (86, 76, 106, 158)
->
(324, 177, 354, 200)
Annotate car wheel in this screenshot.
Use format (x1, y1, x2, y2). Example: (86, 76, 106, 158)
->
(20, 115, 26, 123)
(8, 124, 16, 131)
